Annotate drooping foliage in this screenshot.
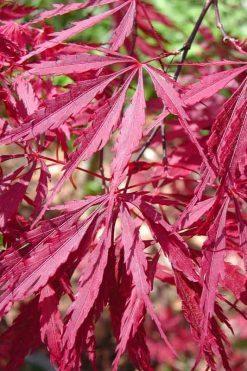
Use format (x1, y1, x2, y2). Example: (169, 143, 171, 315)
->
(0, 0, 246, 370)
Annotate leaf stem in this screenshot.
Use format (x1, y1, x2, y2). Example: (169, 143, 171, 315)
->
(39, 155, 110, 181)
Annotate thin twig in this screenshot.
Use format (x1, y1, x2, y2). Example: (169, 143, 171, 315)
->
(136, 126, 160, 162)
(99, 149, 108, 192)
(160, 124, 167, 166)
(124, 126, 160, 191)
(174, 0, 214, 81)
(213, 0, 236, 42)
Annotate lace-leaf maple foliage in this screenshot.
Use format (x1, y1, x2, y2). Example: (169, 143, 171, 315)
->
(0, 0, 246, 370)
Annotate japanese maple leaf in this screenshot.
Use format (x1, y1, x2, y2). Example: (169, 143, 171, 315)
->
(113, 203, 175, 369)
(19, 0, 133, 63)
(0, 195, 106, 317)
(200, 197, 230, 340)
